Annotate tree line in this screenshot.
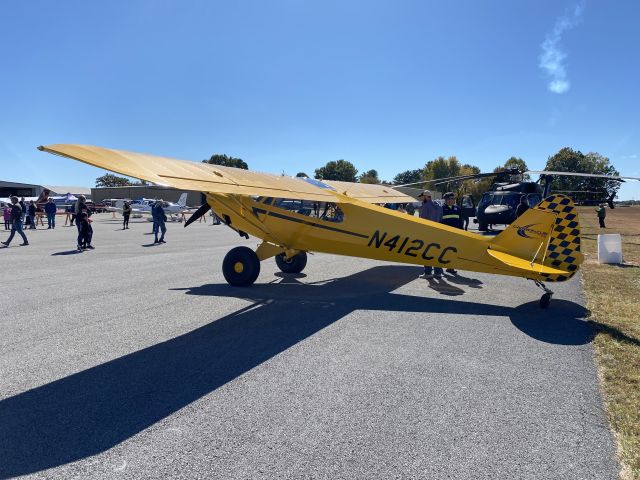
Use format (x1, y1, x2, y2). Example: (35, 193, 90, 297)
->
(96, 147, 620, 201)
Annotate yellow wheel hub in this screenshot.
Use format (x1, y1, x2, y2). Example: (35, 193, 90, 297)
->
(234, 262, 244, 273)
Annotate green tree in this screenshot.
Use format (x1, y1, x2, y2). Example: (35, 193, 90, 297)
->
(423, 156, 461, 181)
(423, 156, 461, 192)
(392, 169, 423, 185)
(458, 164, 484, 198)
(545, 148, 620, 202)
(295, 172, 309, 178)
(314, 160, 358, 182)
(203, 154, 248, 169)
(359, 169, 381, 184)
(95, 173, 134, 187)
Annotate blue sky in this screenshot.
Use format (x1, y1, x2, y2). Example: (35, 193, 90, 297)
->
(1, 1, 639, 198)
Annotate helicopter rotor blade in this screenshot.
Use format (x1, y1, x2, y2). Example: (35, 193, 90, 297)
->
(526, 170, 640, 182)
(395, 170, 510, 188)
(184, 203, 211, 228)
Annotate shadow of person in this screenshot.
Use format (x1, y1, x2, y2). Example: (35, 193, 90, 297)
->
(426, 277, 465, 296)
(51, 250, 83, 256)
(442, 272, 483, 288)
(0, 265, 601, 478)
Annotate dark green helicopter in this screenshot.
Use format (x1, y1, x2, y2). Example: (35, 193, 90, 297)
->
(399, 169, 639, 231)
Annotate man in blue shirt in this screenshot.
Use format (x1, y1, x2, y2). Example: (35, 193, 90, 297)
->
(152, 200, 167, 243)
(44, 198, 57, 229)
(417, 190, 444, 279)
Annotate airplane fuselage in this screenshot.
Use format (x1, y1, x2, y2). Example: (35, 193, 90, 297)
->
(207, 193, 579, 283)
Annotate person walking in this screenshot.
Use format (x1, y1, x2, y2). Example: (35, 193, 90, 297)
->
(152, 200, 167, 243)
(417, 190, 444, 279)
(596, 203, 607, 228)
(122, 201, 132, 229)
(3, 204, 10, 230)
(516, 195, 529, 218)
(1, 196, 29, 247)
(440, 192, 464, 274)
(44, 198, 57, 229)
(27, 200, 37, 229)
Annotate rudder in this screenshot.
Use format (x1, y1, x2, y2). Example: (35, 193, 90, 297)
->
(488, 194, 583, 281)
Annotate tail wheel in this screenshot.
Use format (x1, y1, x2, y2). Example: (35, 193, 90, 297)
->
(275, 251, 307, 274)
(222, 247, 260, 286)
(539, 293, 552, 309)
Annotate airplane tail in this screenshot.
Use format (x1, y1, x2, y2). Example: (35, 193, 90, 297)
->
(488, 194, 583, 281)
(177, 193, 187, 207)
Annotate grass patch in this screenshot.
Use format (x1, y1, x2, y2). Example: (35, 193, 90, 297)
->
(577, 205, 640, 479)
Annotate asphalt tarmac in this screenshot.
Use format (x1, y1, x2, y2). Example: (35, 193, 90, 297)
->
(0, 215, 618, 479)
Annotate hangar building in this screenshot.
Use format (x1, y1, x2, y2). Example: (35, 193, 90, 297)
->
(0, 180, 91, 198)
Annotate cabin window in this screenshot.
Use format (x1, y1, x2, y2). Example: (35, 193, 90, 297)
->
(270, 198, 344, 222)
(461, 196, 474, 208)
(526, 194, 541, 207)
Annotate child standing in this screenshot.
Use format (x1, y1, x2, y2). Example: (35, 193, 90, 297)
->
(3, 205, 10, 230)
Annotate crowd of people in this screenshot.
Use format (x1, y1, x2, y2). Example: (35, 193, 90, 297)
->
(1, 192, 613, 254)
(1, 195, 212, 250)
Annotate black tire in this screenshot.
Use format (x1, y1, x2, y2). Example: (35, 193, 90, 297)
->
(539, 293, 551, 309)
(478, 221, 488, 231)
(222, 247, 260, 286)
(275, 251, 307, 274)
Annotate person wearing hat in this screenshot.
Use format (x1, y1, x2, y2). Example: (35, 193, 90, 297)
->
(441, 192, 463, 274)
(417, 190, 444, 279)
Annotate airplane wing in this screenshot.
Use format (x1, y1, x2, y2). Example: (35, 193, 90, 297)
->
(38, 144, 339, 202)
(39, 144, 415, 204)
(321, 180, 415, 203)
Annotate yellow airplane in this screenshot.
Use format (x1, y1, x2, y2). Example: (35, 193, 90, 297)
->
(38, 144, 584, 308)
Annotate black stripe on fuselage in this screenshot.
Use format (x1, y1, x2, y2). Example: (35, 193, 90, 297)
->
(252, 207, 368, 239)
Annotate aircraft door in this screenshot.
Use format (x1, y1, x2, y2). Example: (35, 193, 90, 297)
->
(461, 195, 475, 219)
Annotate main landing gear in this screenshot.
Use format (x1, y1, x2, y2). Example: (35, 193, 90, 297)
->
(222, 246, 308, 286)
(222, 247, 261, 286)
(534, 280, 554, 309)
(275, 251, 307, 274)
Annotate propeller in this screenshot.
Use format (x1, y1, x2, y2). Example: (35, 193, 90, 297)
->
(184, 203, 211, 228)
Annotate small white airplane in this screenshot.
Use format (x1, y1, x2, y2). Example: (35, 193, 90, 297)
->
(106, 193, 194, 220)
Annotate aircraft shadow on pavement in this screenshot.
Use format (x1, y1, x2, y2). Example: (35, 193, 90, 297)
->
(0, 265, 617, 478)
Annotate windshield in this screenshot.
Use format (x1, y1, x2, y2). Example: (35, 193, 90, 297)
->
(479, 193, 520, 208)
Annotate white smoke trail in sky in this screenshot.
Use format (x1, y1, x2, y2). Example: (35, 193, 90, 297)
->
(539, 2, 585, 94)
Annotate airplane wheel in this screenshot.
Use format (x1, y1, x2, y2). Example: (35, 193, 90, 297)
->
(478, 222, 488, 231)
(275, 251, 307, 274)
(539, 293, 551, 309)
(222, 247, 260, 286)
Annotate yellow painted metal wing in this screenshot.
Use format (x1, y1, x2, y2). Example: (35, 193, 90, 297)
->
(38, 144, 339, 202)
(322, 180, 416, 204)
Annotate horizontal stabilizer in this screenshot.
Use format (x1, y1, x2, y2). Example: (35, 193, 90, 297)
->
(487, 249, 568, 275)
